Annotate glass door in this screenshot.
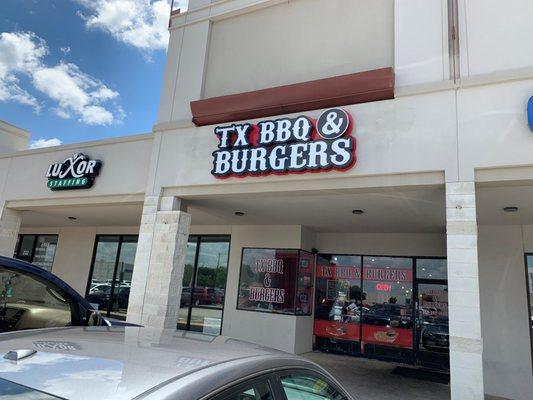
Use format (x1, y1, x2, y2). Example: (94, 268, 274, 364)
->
(415, 282, 449, 369)
(415, 258, 450, 370)
(85, 235, 138, 320)
(313, 254, 449, 367)
(178, 235, 230, 335)
(313, 255, 362, 355)
(361, 256, 414, 361)
(414, 258, 449, 369)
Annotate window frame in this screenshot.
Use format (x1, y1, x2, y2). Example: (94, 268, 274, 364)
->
(14, 234, 59, 271)
(206, 367, 350, 400)
(85, 235, 138, 318)
(179, 234, 231, 334)
(272, 368, 351, 400)
(314, 253, 446, 361)
(236, 247, 315, 316)
(208, 374, 278, 400)
(523, 253, 533, 372)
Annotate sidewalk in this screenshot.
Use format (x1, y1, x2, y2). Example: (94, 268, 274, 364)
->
(303, 351, 450, 400)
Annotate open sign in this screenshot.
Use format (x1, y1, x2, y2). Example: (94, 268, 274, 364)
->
(376, 283, 392, 292)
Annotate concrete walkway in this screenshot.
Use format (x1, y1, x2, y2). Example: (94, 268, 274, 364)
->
(303, 351, 450, 400)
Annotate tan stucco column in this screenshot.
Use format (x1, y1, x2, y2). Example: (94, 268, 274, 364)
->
(127, 196, 191, 328)
(446, 181, 484, 400)
(0, 202, 21, 257)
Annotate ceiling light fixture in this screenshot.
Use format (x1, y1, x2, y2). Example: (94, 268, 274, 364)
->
(234, 211, 245, 216)
(352, 209, 364, 215)
(503, 206, 518, 213)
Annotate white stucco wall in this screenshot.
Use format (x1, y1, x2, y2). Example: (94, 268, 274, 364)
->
(0, 135, 152, 201)
(153, 90, 459, 193)
(204, 0, 394, 98)
(459, 0, 533, 76)
(0, 120, 29, 154)
(394, 0, 449, 87)
(316, 232, 446, 257)
(458, 79, 533, 181)
(477, 225, 533, 400)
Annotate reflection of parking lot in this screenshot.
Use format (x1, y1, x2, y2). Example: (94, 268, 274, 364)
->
(180, 306, 221, 334)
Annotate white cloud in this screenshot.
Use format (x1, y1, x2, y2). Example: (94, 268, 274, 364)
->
(60, 46, 71, 54)
(29, 137, 63, 149)
(0, 31, 44, 111)
(76, 0, 187, 51)
(0, 31, 123, 126)
(33, 62, 121, 125)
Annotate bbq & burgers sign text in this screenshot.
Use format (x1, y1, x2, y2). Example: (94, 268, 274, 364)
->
(211, 108, 356, 177)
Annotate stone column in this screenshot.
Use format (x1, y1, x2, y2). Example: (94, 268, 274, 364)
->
(446, 181, 484, 400)
(127, 196, 191, 329)
(0, 202, 21, 257)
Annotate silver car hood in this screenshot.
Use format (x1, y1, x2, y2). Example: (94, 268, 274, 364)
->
(0, 327, 282, 399)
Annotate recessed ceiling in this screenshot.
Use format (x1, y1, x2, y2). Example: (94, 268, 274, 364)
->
(20, 204, 143, 228)
(187, 187, 446, 233)
(17, 184, 533, 231)
(477, 185, 533, 225)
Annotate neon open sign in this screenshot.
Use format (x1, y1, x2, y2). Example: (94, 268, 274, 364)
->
(376, 283, 392, 292)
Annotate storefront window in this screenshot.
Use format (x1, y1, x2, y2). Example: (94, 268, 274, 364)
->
(237, 248, 315, 315)
(85, 235, 137, 320)
(416, 258, 447, 280)
(314, 254, 449, 366)
(14, 234, 58, 272)
(314, 255, 362, 355)
(178, 235, 230, 335)
(362, 256, 414, 357)
(525, 255, 533, 366)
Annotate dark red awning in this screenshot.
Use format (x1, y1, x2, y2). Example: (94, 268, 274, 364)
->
(190, 67, 394, 126)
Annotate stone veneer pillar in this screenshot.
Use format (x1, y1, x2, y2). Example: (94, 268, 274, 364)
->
(446, 181, 484, 400)
(127, 196, 191, 329)
(0, 202, 21, 257)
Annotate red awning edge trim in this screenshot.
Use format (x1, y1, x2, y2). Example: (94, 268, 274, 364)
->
(190, 67, 394, 126)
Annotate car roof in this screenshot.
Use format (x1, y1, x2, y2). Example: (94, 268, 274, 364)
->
(0, 327, 324, 400)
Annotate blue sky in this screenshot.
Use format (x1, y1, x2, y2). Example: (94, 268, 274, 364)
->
(0, 0, 188, 148)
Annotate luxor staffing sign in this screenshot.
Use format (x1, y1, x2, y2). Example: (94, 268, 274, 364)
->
(46, 153, 102, 190)
(211, 108, 356, 177)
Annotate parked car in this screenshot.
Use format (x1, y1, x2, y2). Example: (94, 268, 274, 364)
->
(0, 256, 124, 332)
(362, 303, 412, 328)
(89, 283, 112, 294)
(86, 285, 130, 312)
(0, 326, 353, 400)
(421, 323, 449, 351)
(181, 286, 223, 306)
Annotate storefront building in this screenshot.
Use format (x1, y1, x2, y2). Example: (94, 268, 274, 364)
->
(1, 1, 533, 399)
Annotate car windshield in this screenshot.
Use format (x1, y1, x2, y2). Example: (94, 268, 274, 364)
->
(0, 377, 61, 399)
